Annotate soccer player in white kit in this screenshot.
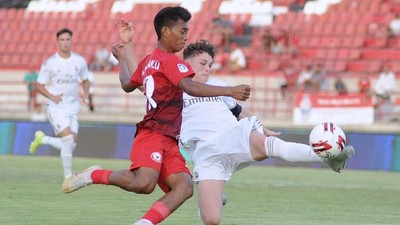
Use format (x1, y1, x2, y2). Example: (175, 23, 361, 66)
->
(180, 40, 355, 225)
(29, 28, 90, 182)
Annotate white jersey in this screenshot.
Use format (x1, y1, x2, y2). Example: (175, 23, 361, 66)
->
(180, 78, 238, 143)
(37, 52, 89, 113)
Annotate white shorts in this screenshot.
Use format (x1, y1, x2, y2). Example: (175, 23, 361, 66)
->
(189, 116, 263, 183)
(47, 107, 79, 135)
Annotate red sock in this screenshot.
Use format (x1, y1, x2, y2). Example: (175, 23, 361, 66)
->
(91, 169, 112, 185)
(142, 202, 171, 224)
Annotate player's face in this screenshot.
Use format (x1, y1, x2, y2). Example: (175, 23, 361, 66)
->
(57, 33, 72, 54)
(167, 19, 189, 52)
(187, 52, 213, 83)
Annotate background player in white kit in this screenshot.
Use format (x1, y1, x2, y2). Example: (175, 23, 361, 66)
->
(180, 40, 355, 225)
(29, 28, 90, 182)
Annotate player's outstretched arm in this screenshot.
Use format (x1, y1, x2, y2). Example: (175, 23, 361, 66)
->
(116, 19, 137, 75)
(112, 43, 136, 93)
(178, 77, 251, 101)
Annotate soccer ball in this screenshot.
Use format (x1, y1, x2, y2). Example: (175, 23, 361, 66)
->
(309, 122, 346, 159)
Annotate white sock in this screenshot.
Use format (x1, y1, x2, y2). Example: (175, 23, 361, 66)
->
(42, 136, 62, 150)
(133, 219, 154, 225)
(60, 134, 76, 178)
(264, 136, 323, 163)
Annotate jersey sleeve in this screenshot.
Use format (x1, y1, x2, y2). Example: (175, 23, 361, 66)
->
(37, 61, 50, 85)
(130, 60, 144, 87)
(79, 57, 89, 81)
(163, 56, 194, 86)
(79, 57, 90, 81)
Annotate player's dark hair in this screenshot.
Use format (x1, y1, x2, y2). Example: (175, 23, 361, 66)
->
(183, 39, 216, 60)
(154, 6, 191, 40)
(56, 28, 73, 38)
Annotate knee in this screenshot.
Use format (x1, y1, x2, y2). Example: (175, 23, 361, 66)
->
(201, 215, 221, 225)
(183, 181, 194, 200)
(134, 181, 157, 194)
(124, 178, 157, 194)
(175, 180, 194, 200)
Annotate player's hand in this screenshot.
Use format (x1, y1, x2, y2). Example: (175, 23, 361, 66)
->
(116, 19, 134, 44)
(112, 43, 125, 61)
(230, 85, 251, 101)
(51, 94, 62, 104)
(80, 93, 90, 105)
(263, 127, 281, 136)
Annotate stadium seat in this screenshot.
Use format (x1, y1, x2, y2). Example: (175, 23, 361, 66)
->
(267, 60, 280, 72)
(297, 48, 317, 59)
(346, 61, 381, 73)
(315, 49, 327, 59)
(326, 49, 338, 59)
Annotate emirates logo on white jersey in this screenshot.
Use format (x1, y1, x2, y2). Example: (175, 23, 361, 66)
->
(177, 64, 188, 73)
(150, 152, 162, 163)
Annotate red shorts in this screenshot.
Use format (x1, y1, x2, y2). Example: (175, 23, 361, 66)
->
(129, 128, 191, 193)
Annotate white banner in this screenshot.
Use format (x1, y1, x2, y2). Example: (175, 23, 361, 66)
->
(293, 93, 374, 125)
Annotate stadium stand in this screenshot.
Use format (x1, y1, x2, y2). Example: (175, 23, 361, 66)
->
(0, 0, 398, 76)
(0, 0, 399, 123)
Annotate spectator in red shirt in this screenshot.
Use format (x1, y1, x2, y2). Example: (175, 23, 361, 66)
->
(280, 62, 298, 98)
(359, 77, 370, 94)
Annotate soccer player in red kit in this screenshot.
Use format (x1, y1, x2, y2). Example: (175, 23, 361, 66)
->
(62, 6, 251, 225)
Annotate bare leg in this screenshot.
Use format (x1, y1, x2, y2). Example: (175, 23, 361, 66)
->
(198, 180, 225, 225)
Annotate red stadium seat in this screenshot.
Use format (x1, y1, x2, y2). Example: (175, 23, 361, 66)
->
(326, 49, 338, 59)
(267, 60, 280, 72)
(347, 61, 381, 73)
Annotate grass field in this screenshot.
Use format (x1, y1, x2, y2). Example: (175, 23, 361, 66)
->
(1, 155, 400, 225)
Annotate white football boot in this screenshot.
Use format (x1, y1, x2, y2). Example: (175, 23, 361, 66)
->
(326, 145, 355, 173)
(62, 165, 102, 193)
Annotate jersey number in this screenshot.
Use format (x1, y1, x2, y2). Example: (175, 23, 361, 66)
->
(144, 76, 157, 110)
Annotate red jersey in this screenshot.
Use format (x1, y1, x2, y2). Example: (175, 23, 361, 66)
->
(130, 48, 194, 138)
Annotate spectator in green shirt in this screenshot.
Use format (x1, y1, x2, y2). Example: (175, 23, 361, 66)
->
(23, 68, 38, 111)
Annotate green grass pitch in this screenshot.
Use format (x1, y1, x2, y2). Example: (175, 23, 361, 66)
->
(1, 155, 400, 225)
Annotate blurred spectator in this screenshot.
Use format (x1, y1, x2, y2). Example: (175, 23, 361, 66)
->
(358, 76, 371, 103)
(261, 28, 277, 53)
(211, 13, 234, 51)
(290, 0, 306, 11)
(107, 54, 120, 71)
(374, 65, 396, 106)
(89, 42, 112, 72)
(389, 13, 400, 37)
(30, 104, 47, 122)
(23, 68, 38, 111)
(334, 75, 348, 95)
(297, 64, 314, 91)
(261, 28, 297, 56)
(312, 63, 329, 92)
(287, 28, 299, 57)
(358, 76, 371, 94)
(228, 42, 246, 74)
(271, 28, 288, 54)
(280, 63, 298, 98)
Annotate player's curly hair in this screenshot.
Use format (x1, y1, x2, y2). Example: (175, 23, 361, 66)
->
(56, 28, 73, 38)
(183, 39, 216, 60)
(154, 6, 191, 40)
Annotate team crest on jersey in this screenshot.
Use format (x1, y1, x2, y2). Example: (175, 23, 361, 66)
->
(150, 152, 162, 163)
(177, 63, 188, 73)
